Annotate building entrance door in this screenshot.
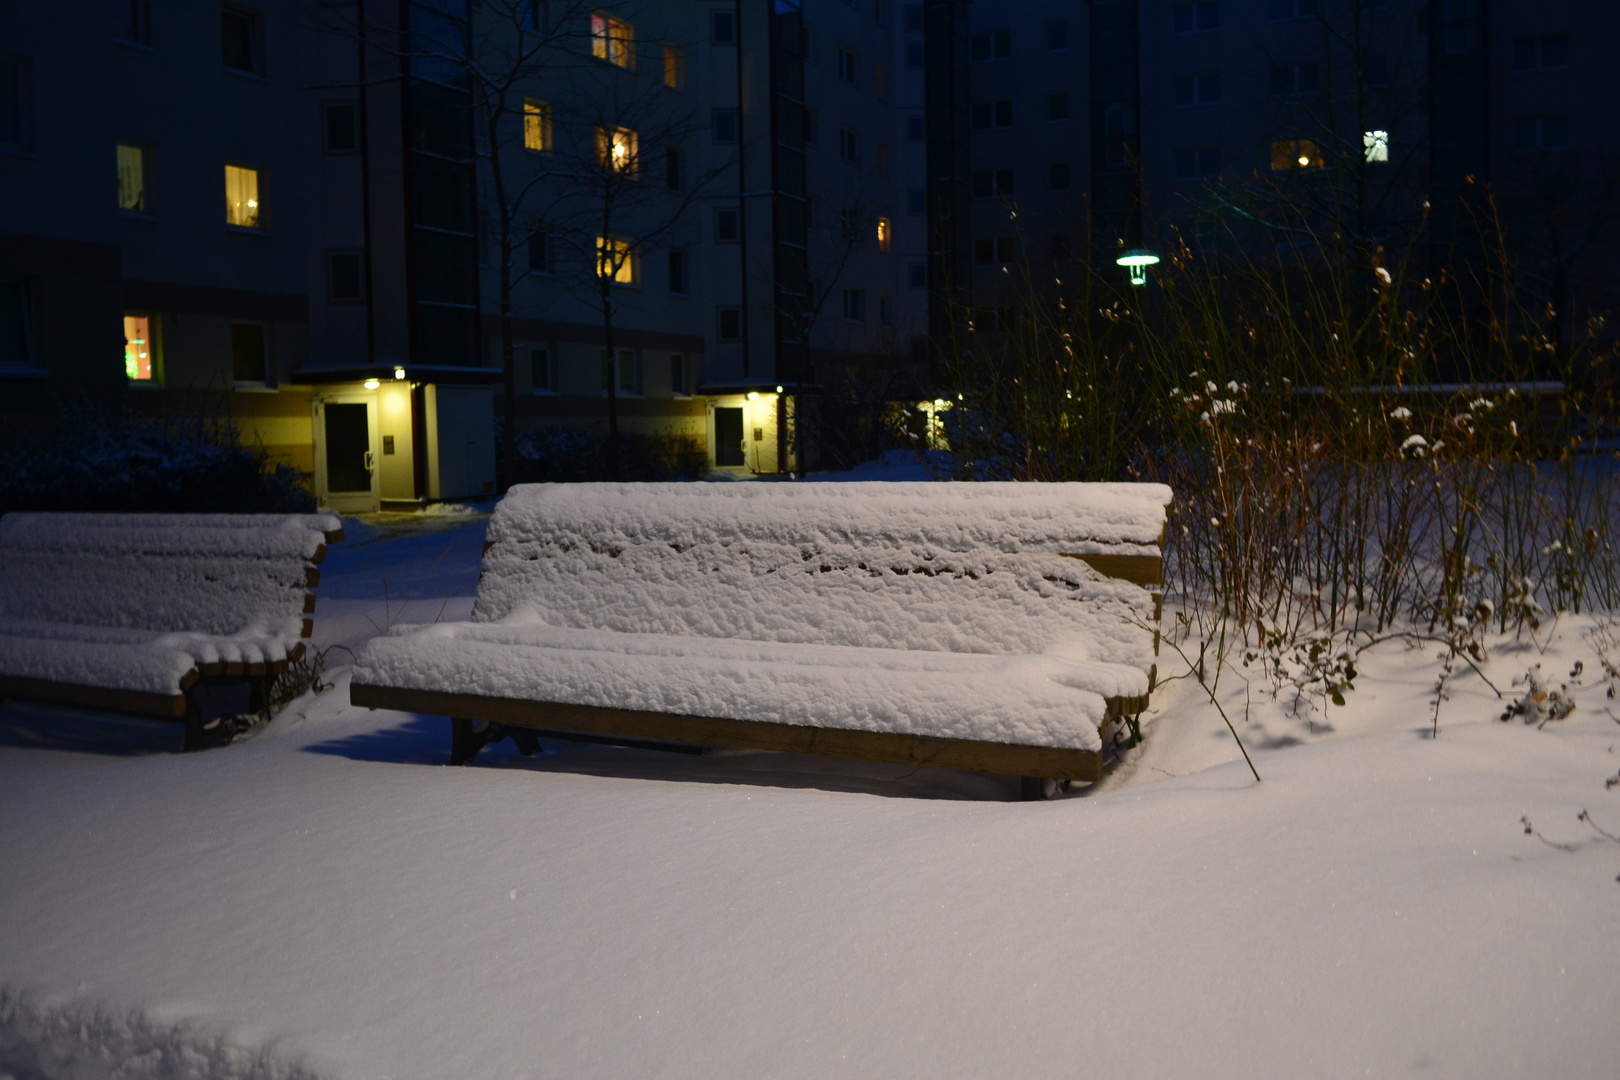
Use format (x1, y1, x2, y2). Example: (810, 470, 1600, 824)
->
(313, 393, 380, 513)
(713, 406, 745, 467)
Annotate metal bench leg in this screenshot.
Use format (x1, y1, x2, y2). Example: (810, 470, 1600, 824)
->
(449, 717, 493, 765)
(182, 693, 208, 753)
(1020, 776, 1059, 802)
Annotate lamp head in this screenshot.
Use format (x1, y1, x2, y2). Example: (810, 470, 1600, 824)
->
(1116, 247, 1161, 286)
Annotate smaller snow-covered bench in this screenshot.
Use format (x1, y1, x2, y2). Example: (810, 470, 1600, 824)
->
(0, 512, 342, 749)
(351, 482, 1169, 796)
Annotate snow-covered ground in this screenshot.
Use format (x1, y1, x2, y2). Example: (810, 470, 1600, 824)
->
(3, 505, 1619, 1079)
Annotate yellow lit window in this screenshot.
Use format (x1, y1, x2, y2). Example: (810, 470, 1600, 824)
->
(1270, 138, 1325, 171)
(524, 99, 551, 152)
(663, 45, 684, 90)
(117, 144, 146, 213)
(225, 164, 261, 227)
(876, 216, 892, 252)
(123, 314, 155, 381)
(596, 125, 638, 174)
(591, 12, 634, 69)
(597, 235, 638, 284)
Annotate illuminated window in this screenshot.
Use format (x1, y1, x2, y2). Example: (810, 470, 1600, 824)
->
(597, 235, 638, 284)
(876, 216, 892, 252)
(663, 45, 684, 89)
(524, 99, 551, 152)
(596, 125, 638, 174)
(1270, 139, 1324, 171)
(1363, 130, 1389, 163)
(117, 144, 147, 213)
(591, 12, 634, 69)
(123, 313, 156, 381)
(224, 164, 260, 227)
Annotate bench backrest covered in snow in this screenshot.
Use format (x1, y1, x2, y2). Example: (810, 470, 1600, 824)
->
(0, 513, 341, 736)
(351, 482, 1171, 787)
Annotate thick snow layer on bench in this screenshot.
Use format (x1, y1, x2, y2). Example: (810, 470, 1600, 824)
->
(473, 540, 1157, 669)
(0, 513, 326, 637)
(356, 618, 1126, 749)
(488, 482, 1172, 554)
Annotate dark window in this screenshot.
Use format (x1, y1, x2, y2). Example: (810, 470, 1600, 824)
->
(1513, 33, 1569, 71)
(973, 238, 1016, 266)
(0, 277, 32, 368)
(670, 352, 686, 395)
(221, 7, 261, 75)
(668, 249, 688, 295)
(838, 47, 858, 84)
(972, 101, 1014, 129)
(1270, 63, 1320, 96)
(1049, 160, 1071, 189)
(666, 147, 684, 190)
(907, 188, 925, 215)
(715, 207, 740, 242)
(908, 262, 927, 289)
(839, 126, 860, 163)
(0, 60, 22, 149)
(327, 251, 362, 301)
(904, 41, 924, 68)
(970, 30, 1011, 62)
(530, 346, 551, 392)
(323, 103, 357, 152)
(1103, 103, 1133, 167)
(843, 287, 866, 322)
(1175, 72, 1221, 106)
(527, 231, 550, 272)
(904, 4, 923, 33)
(1267, 0, 1316, 20)
(879, 294, 893, 327)
(971, 169, 1014, 198)
(231, 322, 267, 383)
(1364, 53, 1389, 87)
(1047, 92, 1070, 121)
(122, 0, 153, 44)
(716, 306, 741, 341)
(1513, 114, 1570, 151)
(906, 114, 925, 142)
(1174, 146, 1222, 180)
(1174, 2, 1220, 33)
(1045, 20, 1069, 51)
(712, 108, 737, 144)
(711, 10, 736, 44)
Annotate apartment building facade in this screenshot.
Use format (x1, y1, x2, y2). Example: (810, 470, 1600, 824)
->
(0, 0, 925, 506)
(953, 0, 1620, 339)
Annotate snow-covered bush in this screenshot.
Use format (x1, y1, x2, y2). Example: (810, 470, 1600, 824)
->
(0, 401, 313, 516)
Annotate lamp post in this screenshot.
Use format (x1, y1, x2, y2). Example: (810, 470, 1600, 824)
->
(1116, 248, 1161, 287)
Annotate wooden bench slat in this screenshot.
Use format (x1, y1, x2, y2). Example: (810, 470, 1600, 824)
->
(0, 674, 188, 719)
(1063, 552, 1163, 587)
(350, 683, 1105, 781)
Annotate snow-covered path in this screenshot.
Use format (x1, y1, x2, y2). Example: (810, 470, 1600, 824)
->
(2, 519, 1618, 1079)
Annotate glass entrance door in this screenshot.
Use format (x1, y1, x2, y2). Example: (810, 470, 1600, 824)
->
(713, 406, 745, 467)
(314, 393, 380, 513)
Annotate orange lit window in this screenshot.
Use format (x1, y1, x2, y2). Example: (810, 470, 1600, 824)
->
(591, 12, 634, 69)
(1270, 138, 1325, 171)
(876, 216, 893, 252)
(524, 99, 551, 152)
(596, 125, 638, 174)
(225, 164, 261, 227)
(597, 235, 638, 284)
(124, 314, 155, 381)
(663, 45, 684, 89)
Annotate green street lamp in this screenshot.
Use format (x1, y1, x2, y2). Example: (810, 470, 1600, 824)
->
(1116, 247, 1161, 286)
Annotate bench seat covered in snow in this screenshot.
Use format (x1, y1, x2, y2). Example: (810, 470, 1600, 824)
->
(350, 482, 1170, 789)
(0, 512, 341, 748)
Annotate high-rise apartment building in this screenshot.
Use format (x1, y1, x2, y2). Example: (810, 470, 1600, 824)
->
(0, 1, 924, 506)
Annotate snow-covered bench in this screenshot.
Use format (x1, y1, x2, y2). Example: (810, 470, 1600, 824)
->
(0, 512, 342, 749)
(352, 482, 1169, 795)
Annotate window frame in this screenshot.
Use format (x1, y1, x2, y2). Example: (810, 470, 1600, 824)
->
(668, 249, 690, 295)
(117, 142, 151, 215)
(590, 11, 635, 70)
(663, 44, 685, 90)
(523, 98, 552, 153)
(326, 250, 364, 302)
(322, 102, 359, 154)
(0, 57, 34, 153)
(220, 6, 265, 78)
(123, 311, 160, 383)
(596, 234, 639, 286)
(223, 162, 264, 230)
(230, 320, 270, 386)
(529, 344, 554, 395)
